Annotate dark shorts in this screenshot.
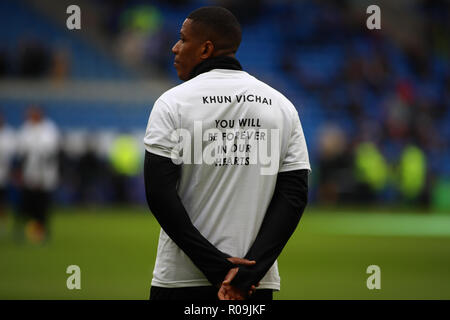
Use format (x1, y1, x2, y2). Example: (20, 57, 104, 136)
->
(0, 187, 5, 206)
(21, 189, 51, 224)
(150, 286, 273, 301)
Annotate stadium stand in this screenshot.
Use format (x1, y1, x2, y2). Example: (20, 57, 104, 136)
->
(0, 0, 449, 205)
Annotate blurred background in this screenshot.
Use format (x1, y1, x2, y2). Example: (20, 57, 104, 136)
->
(0, 0, 449, 299)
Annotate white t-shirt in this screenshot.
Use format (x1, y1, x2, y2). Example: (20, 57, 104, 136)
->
(0, 125, 16, 187)
(17, 119, 60, 191)
(144, 69, 310, 290)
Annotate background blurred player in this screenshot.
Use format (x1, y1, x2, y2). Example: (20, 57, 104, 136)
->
(0, 112, 16, 236)
(16, 105, 60, 244)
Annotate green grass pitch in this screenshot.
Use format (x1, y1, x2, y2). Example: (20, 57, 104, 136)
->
(1, 206, 450, 299)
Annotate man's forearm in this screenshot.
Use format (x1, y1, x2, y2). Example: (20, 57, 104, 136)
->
(230, 169, 309, 290)
(144, 151, 234, 285)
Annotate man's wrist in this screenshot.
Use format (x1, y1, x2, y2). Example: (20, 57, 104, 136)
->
(229, 266, 256, 290)
(213, 258, 235, 286)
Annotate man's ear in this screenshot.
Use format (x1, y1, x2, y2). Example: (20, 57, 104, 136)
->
(200, 40, 214, 59)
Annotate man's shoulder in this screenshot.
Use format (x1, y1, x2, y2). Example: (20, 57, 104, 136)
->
(0, 125, 14, 135)
(250, 75, 298, 113)
(243, 75, 293, 106)
(252, 76, 291, 101)
(157, 77, 201, 103)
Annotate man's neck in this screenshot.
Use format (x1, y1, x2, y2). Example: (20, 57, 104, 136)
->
(188, 56, 243, 80)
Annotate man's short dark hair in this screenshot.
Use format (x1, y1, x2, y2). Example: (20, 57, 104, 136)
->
(187, 6, 242, 54)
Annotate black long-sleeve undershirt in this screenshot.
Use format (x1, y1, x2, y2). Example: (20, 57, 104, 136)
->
(144, 151, 309, 291)
(144, 151, 234, 286)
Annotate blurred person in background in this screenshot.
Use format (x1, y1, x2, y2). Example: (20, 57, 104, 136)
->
(50, 48, 70, 82)
(316, 124, 355, 205)
(353, 141, 388, 203)
(109, 133, 142, 204)
(78, 137, 105, 204)
(18, 38, 51, 78)
(16, 105, 60, 244)
(0, 112, 16, 235)
(116, 4, 171, 75)
(0, 48, 8, 77)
